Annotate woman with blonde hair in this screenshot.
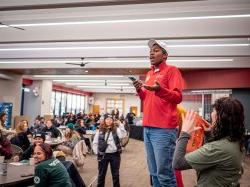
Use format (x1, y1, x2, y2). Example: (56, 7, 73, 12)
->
(10, 120, 30, 151)
(57, 123, 81, 155)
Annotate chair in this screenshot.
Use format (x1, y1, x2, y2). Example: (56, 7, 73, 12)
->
(72, 140, 88, 168)
(61, 160, 86, 187)
(11, 144, 23, 156)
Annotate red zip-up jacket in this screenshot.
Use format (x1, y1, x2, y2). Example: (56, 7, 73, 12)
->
(138, 62, 183, 129)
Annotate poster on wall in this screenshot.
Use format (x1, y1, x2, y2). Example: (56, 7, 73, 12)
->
(0, 102, 13, 129)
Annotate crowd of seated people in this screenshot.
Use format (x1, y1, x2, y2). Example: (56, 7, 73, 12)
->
(0, 110, 128, 187)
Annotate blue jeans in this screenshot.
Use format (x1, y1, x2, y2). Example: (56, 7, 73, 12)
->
(144, 127, 177, 187)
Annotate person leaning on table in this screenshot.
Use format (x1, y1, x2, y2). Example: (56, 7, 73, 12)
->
(173, 97, 245, 187)
(13, 132, 45, 162)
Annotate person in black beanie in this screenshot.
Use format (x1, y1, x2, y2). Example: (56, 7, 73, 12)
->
(13, 132, 45, 162)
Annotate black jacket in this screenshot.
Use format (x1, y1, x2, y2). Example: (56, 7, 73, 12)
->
(42, 126, 61, 138)
(10, 132, 30, 151)
(20, 144, 34, 161)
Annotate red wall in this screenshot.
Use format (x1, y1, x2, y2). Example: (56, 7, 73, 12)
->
(140, 69, 250, 90)
(182, 69, 250, 90)
(22, 79, 33, 86)
(53, 85, 92, 96)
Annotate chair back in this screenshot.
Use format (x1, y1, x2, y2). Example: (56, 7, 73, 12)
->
(72, 140, 88, 167)
(11, 144, 23, 156)
(61, 160, 86, 187)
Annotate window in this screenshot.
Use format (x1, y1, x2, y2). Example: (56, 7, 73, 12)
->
(55, 92, 62, 116)
(50, 91, 56, 115)
(71, 94, 77, 114)
(51, 92, 86, 116)
(106, 99, 124, 116)
(61, 93, 67, 116)
(80, 96, 85, 112)
(76, 95, 81, 114)
(66, 94, 72, 113)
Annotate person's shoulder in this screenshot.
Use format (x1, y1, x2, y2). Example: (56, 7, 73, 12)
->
(36, 159, 51, 170)
(201, 139, 236, 154)
(166, 64, 180, 71)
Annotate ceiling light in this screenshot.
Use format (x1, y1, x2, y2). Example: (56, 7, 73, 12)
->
(0, 46, 145, 51)
(77, 86, 134, 89)
(191, 89, 232, 93)
(0, 58, 234, 65)
(0, 14, 249, 27)
(66, 83, 130, 86)
(0, 60, 80, 64)
(53, 79, 131, 83)
(0, 43, 248, 51)
(66, 83, 104, 86)
(53, 79, 104, 82)
(107, 83, 130, 86)
(0, 59, 148, 63)
(168, 59, 233, 62)
(34, 75, 124, 78)
(170, 44, 249, 47)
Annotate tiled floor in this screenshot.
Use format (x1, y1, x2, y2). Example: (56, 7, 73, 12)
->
(78, 139, 250, 187)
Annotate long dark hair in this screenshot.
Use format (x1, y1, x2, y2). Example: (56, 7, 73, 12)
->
(211, 97, 245, 151)
(0, 112, 6, 124)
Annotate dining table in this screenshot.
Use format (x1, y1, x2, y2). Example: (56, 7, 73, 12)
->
(0, 163, 34, 187)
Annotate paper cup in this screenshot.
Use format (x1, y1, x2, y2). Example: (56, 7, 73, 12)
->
(0, 162, 7, 176)
(0, 156, 4, 163)
(29, 158, 35, 166)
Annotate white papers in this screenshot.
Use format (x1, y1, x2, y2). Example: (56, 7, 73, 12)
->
(9, 162, 28, 166)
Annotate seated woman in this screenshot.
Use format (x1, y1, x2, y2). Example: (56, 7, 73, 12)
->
(0, 112, 15, 138)
(74, 119, 91, 151)
(56, 123, 81, 155)
(0, 129, 12, 159)
(173, 97, 245, 186)
(33, 143, 72, 187)
(11, 121, 30, 151)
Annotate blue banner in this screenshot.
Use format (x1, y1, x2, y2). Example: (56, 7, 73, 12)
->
(0, 103, 13, 129)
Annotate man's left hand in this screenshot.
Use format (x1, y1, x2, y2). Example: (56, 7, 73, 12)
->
(143, 81, 160, 91)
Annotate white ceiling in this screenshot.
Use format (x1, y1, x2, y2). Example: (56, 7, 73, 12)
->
(0, 0, 250, 93)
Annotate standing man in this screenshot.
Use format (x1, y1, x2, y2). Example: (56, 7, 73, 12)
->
(133, 39, 183, 187)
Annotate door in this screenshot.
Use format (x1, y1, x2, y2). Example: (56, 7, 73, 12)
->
(92, 105, 100, 114)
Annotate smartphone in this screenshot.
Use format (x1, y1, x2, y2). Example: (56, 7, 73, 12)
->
(128, 77, 136, 81)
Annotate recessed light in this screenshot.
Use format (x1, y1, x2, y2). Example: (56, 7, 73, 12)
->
(0, 14, 249, 27)
(34, 75, 124, 78)
(0, 44, 248, 51)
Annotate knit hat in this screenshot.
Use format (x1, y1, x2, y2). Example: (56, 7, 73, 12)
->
(104, 114, 114, 121)
(67, 123, 74, 130)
